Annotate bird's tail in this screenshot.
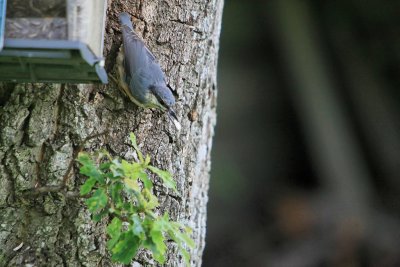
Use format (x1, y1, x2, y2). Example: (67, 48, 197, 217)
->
(119, 12, 134, 30)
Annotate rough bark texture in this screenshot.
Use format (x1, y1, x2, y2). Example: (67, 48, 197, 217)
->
(0, 0, 223, 266)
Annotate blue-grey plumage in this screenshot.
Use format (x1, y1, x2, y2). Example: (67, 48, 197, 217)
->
(117, 12, 181, 130)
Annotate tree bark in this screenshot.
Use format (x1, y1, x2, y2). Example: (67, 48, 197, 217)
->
(0, 0, 223, 266)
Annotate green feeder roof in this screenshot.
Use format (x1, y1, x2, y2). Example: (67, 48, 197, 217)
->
(0, 39, 108, 84)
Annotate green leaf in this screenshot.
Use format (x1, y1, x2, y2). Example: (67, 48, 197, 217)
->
(147, 166, 177, 193)
(110, 182, 123, 207)
(142, 189, 159, 210)
(138, 171, 153, 189)
(110, 159, 124, 178)
(85, 188, 108, 212)
(92, 208, 108, 222)
(111, 231, 141, 264)
(144, 154, 151, 166)
(123, 178, 140, 192)
(180, 248, 191, 266)
(142, 216, 166, 264)
(166, 217, 195, 249)
(80, 177, 97, 196)
(130, 133, 144, 163)
(99, 162, 112, 171)
(121, 160, 142, 179)
(160, 214, 194, 265)
(171, 224, 195, 249)
(78, 132, 195, 265)
(167, 228, 192, 265)
(107, 217, 122, 250)
(131, 214, 145, 239)
(121, 202, 136, 214)
(142, 238, 166, 264)
(77, 153, 105, 184)
(150, 219, 167, 263)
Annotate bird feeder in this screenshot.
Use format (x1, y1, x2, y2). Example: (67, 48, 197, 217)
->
(0, 0, 108, 83)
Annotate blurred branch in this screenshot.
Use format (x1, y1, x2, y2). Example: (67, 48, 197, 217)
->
(271, 0, 371, 223)
(329, 23, 400, 190)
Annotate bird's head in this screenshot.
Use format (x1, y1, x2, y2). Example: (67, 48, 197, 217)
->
(149, 85, 181, 130)
(147, 85, 174, 109)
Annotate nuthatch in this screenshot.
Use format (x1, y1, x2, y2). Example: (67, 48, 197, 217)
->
(114, 12, 181, 130)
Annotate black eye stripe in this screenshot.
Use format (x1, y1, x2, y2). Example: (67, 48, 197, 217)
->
(149, 85, 166, 106)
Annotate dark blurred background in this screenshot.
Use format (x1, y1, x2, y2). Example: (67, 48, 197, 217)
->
(204, 1, 400, 266)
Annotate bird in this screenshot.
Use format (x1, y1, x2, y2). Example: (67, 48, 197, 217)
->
(113, 12, 181, 130)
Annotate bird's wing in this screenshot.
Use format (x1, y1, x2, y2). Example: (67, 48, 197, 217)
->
(147, 60, 167, 85)
(121, 24, 157, 77)
(131, 67, 152, 91)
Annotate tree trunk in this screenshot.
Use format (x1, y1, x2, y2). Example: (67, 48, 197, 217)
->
(0, 1, 223, 266)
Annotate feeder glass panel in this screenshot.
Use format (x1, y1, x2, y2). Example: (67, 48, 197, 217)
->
(5, 0, 67, 40)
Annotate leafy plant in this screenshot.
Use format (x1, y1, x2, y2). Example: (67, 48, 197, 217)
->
(77, 133, 194, 265)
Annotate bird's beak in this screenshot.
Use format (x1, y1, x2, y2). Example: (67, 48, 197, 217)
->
(168, 109, 181, 130)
